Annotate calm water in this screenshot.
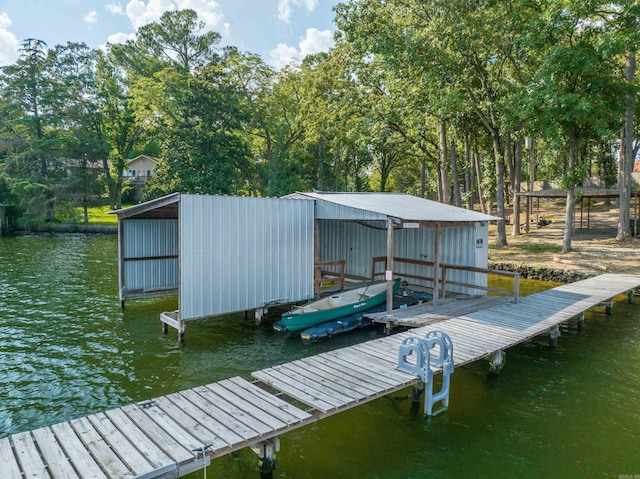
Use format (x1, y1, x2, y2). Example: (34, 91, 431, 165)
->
(1, 234, 639, 478)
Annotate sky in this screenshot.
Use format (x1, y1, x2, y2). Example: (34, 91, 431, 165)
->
(0, 0, 341, 68)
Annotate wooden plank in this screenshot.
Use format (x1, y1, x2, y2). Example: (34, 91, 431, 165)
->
(217, 378, 312, 425)
(224, 377, 312, 422)
(51, 422, 107, 479)
(297, 357, 380, 395)
(251, 369, 337, 412)
(103, 409, 175, 470)
(121, 405, 196, 465)
(1, 436, 27, 479)
(280, 362, 365, 402)
(174, 388, 259, 444)
(265, 364, 356, 405)
(70, 417, 133, 479)
(152, 395, 233, 451)
(87, 413, 154, 476)
(201, 382, 288, 431)
(12, 431, 51, 479)
(314, 352, 399, 387)
(32, 427, 80, 479)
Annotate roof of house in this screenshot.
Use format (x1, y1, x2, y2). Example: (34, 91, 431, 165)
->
(127, 155, 159, 166)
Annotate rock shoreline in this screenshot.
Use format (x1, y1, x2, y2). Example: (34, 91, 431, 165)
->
(489, 261, 596, 283)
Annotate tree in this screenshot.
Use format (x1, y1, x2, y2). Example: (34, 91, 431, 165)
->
(109, 9, 221, 76)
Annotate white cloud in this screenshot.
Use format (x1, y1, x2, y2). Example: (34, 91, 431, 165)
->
(84, 11, 99, 24)
(124, 0, 230, 38)
(299, 27, 332, 56)
(277, 0, 291, 23)
(107, 31, 136, 45)
(269, 27, 333, 69)
(0, 12, 20, 66)
(105, 2, 125, 15)
(269, 43, 299, 70)
(277, 0, 319, 23)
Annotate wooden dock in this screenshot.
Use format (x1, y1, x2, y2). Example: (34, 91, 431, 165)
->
(3, 273, 640, 479)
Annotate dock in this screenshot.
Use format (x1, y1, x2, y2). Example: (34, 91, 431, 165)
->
(3, 273, 640, 479)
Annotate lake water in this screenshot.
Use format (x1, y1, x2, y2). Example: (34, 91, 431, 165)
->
(1, 234, 639, 478)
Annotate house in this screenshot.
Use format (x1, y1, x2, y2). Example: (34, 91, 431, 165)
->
(124, 155, 159, 201)
(125, 155, 158, 182)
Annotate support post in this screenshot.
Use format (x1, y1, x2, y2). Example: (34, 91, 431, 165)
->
(252, 438, 280, 479)
(411, 384, 424, 403)
(577, 312, 585, 330)
(178, 321, 185, 343)
(314, 219, 321, 299)
(489, 350, 506, 376)
(433, 224, 441, 305)
(605, 299, 613, 315)
(628, 290, 634, 304)
(385, 217, 395, 316)
(255, 307, 267, 326)
(549, 325, 561, 348)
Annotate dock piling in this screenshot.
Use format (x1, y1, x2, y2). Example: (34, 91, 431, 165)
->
(489, 350, 506, 375)
(252, 438, 279, 479)
(549, 325, 561, 348)
(577, 312, 585, 330)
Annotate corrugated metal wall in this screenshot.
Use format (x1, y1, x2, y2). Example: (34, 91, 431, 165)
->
(121, 218, 179, 298)
(319, 220, 489, 295)
(179, 195, 314, 321)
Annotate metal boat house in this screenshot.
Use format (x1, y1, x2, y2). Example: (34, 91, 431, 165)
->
(113, 192, 497, 339)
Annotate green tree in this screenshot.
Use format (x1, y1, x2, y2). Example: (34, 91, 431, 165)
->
(110, 9, 221, 76)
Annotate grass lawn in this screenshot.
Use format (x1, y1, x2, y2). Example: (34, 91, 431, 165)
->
(75, 204, 133, 225)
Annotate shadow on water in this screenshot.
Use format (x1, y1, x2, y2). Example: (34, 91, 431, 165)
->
(1, 235, 640, 478)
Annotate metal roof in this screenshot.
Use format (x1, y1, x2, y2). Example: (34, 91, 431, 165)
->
(291, 192, 499, 223)
(110, 192, 180, 220)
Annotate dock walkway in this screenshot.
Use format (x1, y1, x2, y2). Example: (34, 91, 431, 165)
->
(3, 273, 640, 479)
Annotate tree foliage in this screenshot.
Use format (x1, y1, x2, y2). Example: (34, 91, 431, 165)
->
(0, 4, 637, 243)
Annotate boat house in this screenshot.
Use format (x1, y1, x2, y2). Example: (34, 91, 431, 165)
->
(113, 192, 497, 339)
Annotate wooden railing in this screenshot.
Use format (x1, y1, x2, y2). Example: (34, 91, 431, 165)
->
(314, 260, 346, 297)
(371, 256, 520, 303)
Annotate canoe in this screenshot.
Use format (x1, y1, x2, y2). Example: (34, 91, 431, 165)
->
(277, 279, 400, 332)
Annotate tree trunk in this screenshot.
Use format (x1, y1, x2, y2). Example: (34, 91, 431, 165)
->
(317, 137, 324, 191)
(450, 138, 462, 207)
(474, 145, 487, 215)
(420, 160, 426, 198)
(439, 120, 450, 204)
(464, 132, 473, 210)
(491, 133, 508, 246)
(563, 129, 578, 253)
(618, 49, 635, 240)
(512, 138, 523, 236)
(505, 131, 514, 206)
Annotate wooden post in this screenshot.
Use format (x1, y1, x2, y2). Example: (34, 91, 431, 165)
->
(577, 312, 585, 329)
(549, 325, 561, 348)
(386, 218, 395, 316)
(314, 219, 321, 299)
(118, 219, 125, 310)
(433, 225, 441, 305)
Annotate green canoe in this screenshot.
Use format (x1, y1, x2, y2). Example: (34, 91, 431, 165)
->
(279, 279, 400, 332)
